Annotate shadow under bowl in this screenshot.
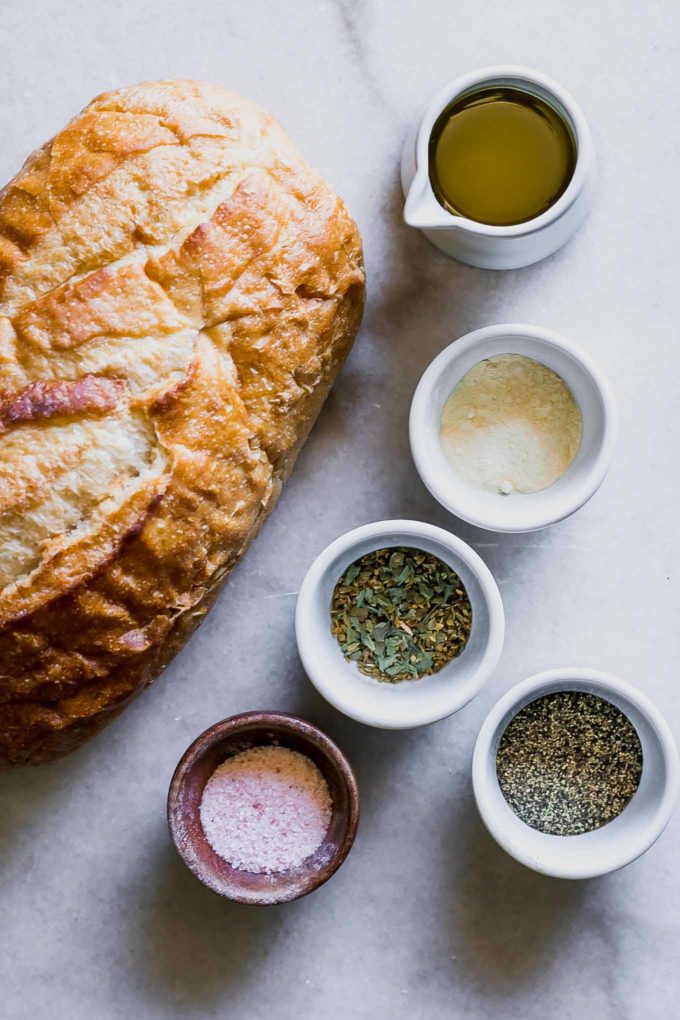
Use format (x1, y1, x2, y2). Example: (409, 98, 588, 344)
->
(167, 712, 359, 904)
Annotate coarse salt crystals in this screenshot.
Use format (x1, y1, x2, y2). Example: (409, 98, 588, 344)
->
(199, 745, 332, 874)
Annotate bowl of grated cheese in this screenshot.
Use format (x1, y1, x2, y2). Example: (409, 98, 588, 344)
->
(409, 323, 618, 532)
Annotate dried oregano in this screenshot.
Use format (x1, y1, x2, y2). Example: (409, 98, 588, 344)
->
(330, 546, 473, 683)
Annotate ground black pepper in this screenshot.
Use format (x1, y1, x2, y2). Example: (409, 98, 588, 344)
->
(496, 691, 643, 836)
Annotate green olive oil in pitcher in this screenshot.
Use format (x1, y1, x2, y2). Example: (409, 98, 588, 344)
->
(428, 86, 577, 226)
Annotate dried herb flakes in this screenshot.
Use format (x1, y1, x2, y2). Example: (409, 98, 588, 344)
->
(330, 546, 472, 683)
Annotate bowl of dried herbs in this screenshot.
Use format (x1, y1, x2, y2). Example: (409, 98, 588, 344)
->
(295, 520, 504, 728)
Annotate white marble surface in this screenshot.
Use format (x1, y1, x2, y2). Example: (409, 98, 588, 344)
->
(1, 1, 679, 1017)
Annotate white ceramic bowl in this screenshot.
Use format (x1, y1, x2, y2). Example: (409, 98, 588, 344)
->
(472, 668, 680, 879)
(401, 65, 596, 269)
(295, 520, 504, 729)
(410, 323, 618, 533)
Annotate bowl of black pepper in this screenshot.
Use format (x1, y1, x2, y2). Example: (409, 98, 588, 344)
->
(472, 668, 680, 878)
(295, 519, 505, 728)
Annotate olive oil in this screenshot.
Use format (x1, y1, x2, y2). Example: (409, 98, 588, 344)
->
(429, 86, 576, 226)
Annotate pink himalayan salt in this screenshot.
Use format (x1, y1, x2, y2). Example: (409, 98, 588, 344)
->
(199, 745, 332, 874)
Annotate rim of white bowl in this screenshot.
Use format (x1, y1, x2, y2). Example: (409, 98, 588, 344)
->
(295, 520, 505, 729)
(409, 323, 619, 533)
(472, 668, 680, 879)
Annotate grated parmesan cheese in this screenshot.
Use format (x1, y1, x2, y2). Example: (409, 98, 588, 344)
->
(440, 354, 583, 495)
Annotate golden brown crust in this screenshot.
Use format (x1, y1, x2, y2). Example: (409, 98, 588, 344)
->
(0, 80, 364, 765)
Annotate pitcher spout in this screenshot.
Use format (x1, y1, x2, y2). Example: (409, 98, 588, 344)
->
(404, 173, 454, 230)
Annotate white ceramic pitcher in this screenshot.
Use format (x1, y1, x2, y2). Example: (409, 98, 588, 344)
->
(401, 66, 596, 270)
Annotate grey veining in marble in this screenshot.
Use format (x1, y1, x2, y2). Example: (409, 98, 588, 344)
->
(1, 1, 679, 1018)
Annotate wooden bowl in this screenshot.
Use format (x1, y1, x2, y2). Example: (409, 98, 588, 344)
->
(167, 712, 360, 904)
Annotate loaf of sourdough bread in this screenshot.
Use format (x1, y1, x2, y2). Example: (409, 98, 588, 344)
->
(0, 80, 364, 765)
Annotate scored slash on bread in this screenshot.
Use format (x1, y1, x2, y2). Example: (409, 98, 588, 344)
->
(0, 375, 126, 431)
(0, 80, 365, 765)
